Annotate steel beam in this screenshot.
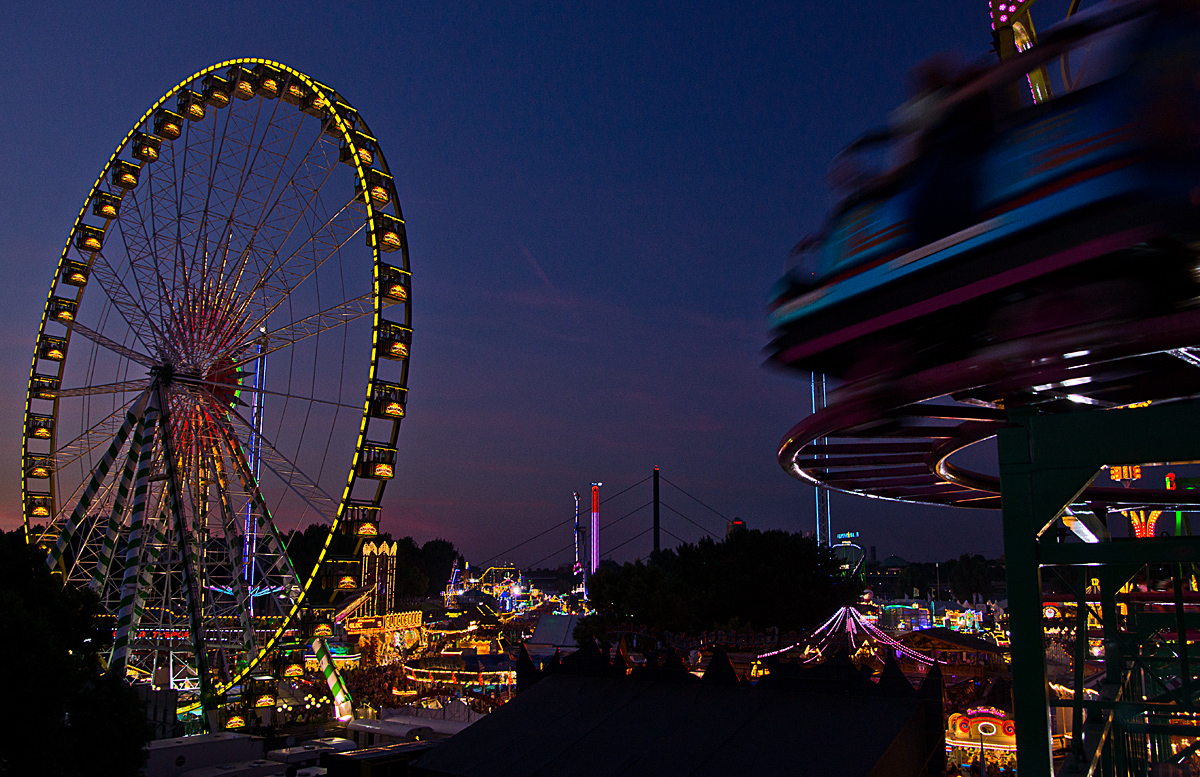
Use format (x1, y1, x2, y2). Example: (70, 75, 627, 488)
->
(1040, 536, 1200, 565)
(999, 401, 1200, 776)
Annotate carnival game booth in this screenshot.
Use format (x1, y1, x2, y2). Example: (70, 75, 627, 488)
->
(946, 707, 1017, 772)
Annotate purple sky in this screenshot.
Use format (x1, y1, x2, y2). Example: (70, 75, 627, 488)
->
(0, 2, 1009, 566)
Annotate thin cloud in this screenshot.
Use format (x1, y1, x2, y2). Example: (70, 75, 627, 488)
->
(518, 241, 555, 290)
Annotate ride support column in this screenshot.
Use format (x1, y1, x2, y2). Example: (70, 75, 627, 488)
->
(998, 409, 1102, 777)
(996, 402, 1200, 774)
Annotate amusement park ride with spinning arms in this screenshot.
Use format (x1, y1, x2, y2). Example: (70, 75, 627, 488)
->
(771, 0, 1200, 773)
(22, 60, 411, 725)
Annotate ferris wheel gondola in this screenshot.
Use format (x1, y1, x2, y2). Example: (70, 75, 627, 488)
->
(21, 59, 411, 718)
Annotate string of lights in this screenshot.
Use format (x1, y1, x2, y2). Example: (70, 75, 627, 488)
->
(756, 606, 939, 665)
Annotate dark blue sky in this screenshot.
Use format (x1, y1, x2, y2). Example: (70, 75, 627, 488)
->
(1, 2, 1009, 565)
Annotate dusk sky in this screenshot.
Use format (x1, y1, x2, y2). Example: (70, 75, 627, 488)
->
(0, 2, 1007, 567)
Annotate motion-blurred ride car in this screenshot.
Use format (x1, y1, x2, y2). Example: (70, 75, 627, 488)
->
(770, 0, 1200, 384)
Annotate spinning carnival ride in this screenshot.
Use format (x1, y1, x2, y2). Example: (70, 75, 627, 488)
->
(21, 60, 411, 717)
(770, 0, 1200, 772)
(771, 0, 1200, 508)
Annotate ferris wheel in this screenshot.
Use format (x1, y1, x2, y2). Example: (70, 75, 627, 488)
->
(21, 59, 410, 714)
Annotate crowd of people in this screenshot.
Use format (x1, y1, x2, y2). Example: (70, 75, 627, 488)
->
(344, 662, 406, 712)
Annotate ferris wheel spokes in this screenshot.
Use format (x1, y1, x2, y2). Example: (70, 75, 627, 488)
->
(183, 377, 362, 411)
(67, 319, 157, 368)
(85, 251, 172, 356)
(222, 292, 375, 373)
(42, 394, 144, 485)
(219, 403, 341, 525)
(51, 380, 152, 398)
(227, 200, 367, 337)
(150, 197, 365, 376)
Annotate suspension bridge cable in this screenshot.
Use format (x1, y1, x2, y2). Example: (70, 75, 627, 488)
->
(661, 526, 687, 545)
(528, 542, 575, 569)
(659, 474, 730, 522)
(600, 475, 651, 505)
(660, 500, 720, 538)
(604, 527, 653, 556)
(478, 477, 650, 566)
(601, 501, 653, 531)
(521, 502, 655, 568)
(478, 516, 574, 567)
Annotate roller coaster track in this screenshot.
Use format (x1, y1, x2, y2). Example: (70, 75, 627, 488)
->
(779, 305, 1200, 510)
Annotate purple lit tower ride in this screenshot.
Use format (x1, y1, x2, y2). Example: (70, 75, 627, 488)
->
(590, 483, 601, 574)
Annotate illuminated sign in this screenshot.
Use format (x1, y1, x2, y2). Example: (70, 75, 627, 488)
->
(255, 695, 275, 708)
(338, 575, 358, 589)
(836, 531, 860, 540)
(1043, 605, 1060, 619)
(949, 711, 1016, 741)
(225, 715, 246, 728)
(1123, 510, 1162, 539)
(314, 624, 333, 636)
(357, 522, 378, 536)
(373, 463, 394, 479)
(284, 664, 304, 678)
(1109, 465, 1141, 481)
(115, 629, 190, 641)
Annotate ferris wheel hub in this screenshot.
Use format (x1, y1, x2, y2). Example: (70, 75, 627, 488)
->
(149, 363, 175, 385)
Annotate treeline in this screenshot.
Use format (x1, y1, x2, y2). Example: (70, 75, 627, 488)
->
(284, 524, 462, 600)
(576, 529, 861, 640)
(891, 553, 1002, 601)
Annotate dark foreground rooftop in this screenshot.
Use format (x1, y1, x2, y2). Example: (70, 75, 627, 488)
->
(412, 645, 943, 777)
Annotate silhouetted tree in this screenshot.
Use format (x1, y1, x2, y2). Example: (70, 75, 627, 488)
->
(576, 529, 859, 640)
(284, 525, 461, 601)
(949, 553, 993, 601)
(896, 565, 928, 599)
(0, 529, 151, 776)
(415, 538, 461, 597)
